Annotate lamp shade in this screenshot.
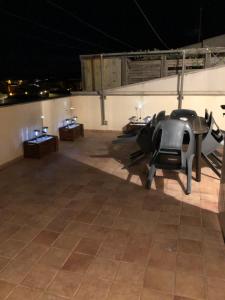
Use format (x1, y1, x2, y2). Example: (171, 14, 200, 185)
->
(42, 127, 48, 134)
(34, 129, 40, 138)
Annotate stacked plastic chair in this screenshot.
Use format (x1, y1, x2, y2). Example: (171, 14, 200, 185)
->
(146, 119, 195, 194)
(128, 111, 166, 166)
(170, 109, 197, 119)
(201, 109, 224, 177)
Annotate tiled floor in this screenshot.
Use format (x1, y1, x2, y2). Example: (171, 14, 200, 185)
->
(0, 131, 224, 300)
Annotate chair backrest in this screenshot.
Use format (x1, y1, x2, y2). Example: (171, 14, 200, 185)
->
(150, 113, 157, 126)
(152, 119, 195, 165)
(202, 111, 224, 155)
(206, 111, 213, 126)
(170, 109, 197, 119)
(156, 110, 166, 122)
(136, 113, 157, 153)
(205, 109, 210, 123)
(136, 125, 155, 153)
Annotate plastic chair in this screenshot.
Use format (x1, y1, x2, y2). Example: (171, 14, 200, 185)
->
(156, 110, 166, 122)
(205, 109, 210, 123)
(130, 112, 165, 161)
(170, 109, 197, 119)
(136, 115, 156, 154)
(201, 112, 223, 177)
(146, 119, 195, 194)
(128, 112, 165, 166)
(202, 112, 223, 156)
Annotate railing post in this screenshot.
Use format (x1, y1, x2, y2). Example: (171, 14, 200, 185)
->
(178, 50, 186, 109)
(100, 54, 107, 125)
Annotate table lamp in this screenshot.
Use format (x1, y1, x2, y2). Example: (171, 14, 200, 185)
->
(138, 103, 143, 120)
(42, 127, 48, 135)
(65, 119, 71, 127)
(34, 129, 40, 141)
(72, 116, 78, 123)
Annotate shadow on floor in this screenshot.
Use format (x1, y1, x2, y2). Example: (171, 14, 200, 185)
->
(0, 132, 224, 299)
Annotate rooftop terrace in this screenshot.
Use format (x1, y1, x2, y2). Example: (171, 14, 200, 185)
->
(0, 131, 224, 299)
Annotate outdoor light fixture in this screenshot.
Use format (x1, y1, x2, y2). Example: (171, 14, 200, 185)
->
(135, 102, 143, 120)
(137, 103, 143, 110)
(42, 127, 48, 135)
(72, 116, 78, 123)
(34, 129, 40, 140)
(65, 118, 71, 127)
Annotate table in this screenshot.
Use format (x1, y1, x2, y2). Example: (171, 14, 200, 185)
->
(23, 135, 58, 159)
(124, 121, 146, 134)
(59, 124, 84, 141)
(172, 115, 209, 182)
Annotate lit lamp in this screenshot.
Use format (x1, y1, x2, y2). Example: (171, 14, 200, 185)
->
(137, 103, 143, 120)
(42, 127, 48, 135)
(41, 115, 45, 128)
(72, 116, 78, 124)
(34, 129, 40, 141)
(65, 118, 71, 127)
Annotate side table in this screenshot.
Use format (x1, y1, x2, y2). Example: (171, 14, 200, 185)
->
(23, 135, 58, 159)
(59, 124, 84, 141)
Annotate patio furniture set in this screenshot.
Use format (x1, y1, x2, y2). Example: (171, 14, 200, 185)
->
(123, 109, 224, 194)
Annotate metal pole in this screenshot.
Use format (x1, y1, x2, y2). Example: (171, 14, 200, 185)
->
(178, 50, 186, 109)
(198, 7, 203, 47)
(100, 54, 107, 125)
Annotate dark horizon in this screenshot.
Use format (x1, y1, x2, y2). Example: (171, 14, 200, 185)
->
(1, 0, 225, 79)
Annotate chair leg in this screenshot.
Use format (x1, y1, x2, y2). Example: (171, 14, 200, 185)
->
(186, 157, 193, 194)
(146, 165, 156, 189)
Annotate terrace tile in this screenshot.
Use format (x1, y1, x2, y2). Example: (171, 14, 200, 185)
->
(0, 131, 224, 299)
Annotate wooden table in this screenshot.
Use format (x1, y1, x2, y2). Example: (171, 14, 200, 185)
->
(59, 124, 84, 141)
(124, 121, 146, 134)
(23, 135, 58, 159)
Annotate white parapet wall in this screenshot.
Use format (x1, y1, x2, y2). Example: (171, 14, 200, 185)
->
(0, 102, 42, 166)
(0, 97, 72, 167)
(71, 95, 178, 131)
(70, 95, 103, 130)
(1, 64, 225, 167)
(71, 94, 225, 132)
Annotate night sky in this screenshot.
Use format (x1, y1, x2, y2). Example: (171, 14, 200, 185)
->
(0, 0, 225, 79)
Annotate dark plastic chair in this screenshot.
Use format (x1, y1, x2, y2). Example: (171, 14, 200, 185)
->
(170, 109, 197, 119)
(205, 109, 210, 123)
(136, 114, 157, 154)
(201, 112, 223, 178)
(128, 112, 165, 166)
(146, 119, 195, 194)
(156, 110, 166, 122)
(202, 112, 223, 156)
